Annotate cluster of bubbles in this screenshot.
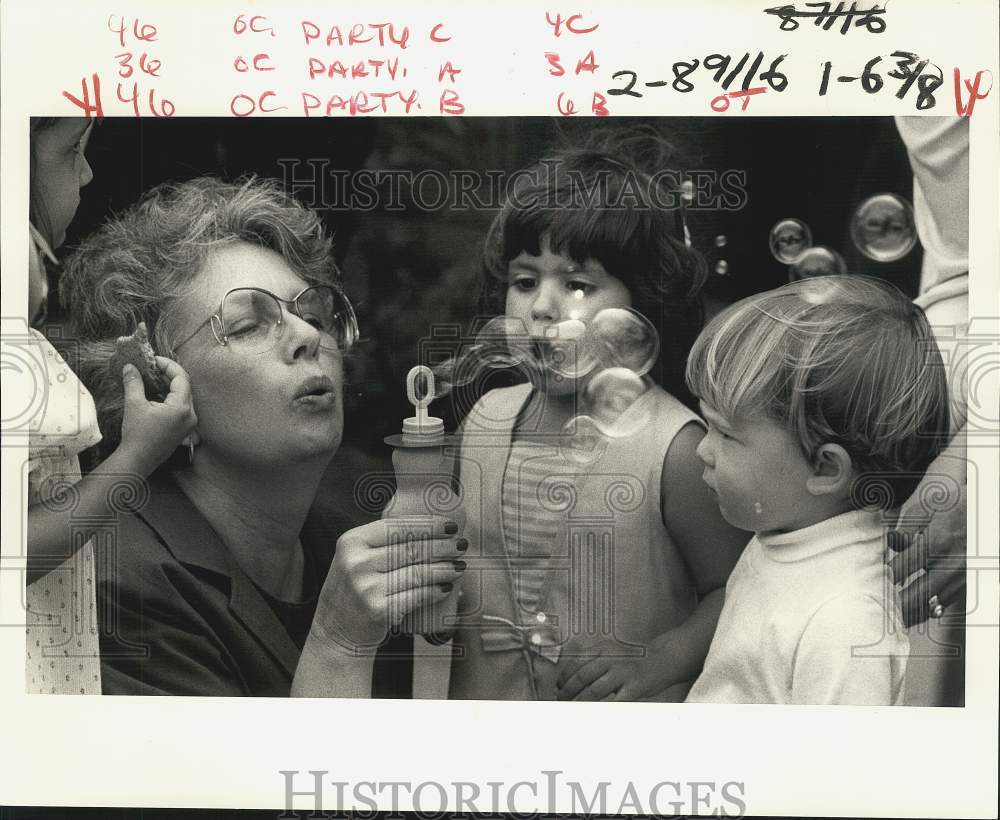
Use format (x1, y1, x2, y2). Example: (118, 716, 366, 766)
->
(767, 193, 917, 280)
(432, 308, 661, 461)
(768, 217, 848, 279)
(567, 309, 658, 457)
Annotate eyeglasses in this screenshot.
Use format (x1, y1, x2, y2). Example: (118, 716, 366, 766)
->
(173, 285, 359, 355)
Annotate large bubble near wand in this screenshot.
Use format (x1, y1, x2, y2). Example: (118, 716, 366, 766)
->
(429, 308, 659, 454)
(458, 315, 600, 383)
(477, 315, 536, 370)
(430, 316, 536, 400)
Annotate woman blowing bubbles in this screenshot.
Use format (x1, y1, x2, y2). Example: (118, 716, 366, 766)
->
(63, 177, 465, 695)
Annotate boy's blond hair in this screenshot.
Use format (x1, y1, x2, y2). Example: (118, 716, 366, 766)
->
(686, 276, 951, 508)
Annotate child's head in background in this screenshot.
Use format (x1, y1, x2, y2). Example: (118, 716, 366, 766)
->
(686, 275, 950, 534)
(28, 117, 94, 324)
(481, 130, 706, 401)
(30, 118, 94, 248)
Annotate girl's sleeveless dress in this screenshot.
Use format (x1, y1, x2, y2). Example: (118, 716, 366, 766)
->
(449, 381, 702, 700)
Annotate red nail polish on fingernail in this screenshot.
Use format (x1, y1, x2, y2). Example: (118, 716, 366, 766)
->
(456, 538, 469, 552)
(444, 521, 459, 535)
(440, 582, 453, 593)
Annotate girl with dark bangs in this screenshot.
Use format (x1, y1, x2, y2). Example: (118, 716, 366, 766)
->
(479, 147, 705, 407)
(447, 140, 750, 701)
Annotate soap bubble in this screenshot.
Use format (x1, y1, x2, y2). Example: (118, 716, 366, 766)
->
(788, 246, 847, 280)
(850, 193, 917, 262)
(465, 315, 536, 376)
(559, 367, 652, 462)
(583, 367, 649, 433)
(769, 218, 813, 264)
(428, 307, 661, 406)
(587, 308, 659, 377)
(559, 414, 609, 465)
(431, 316, 535, 399)
(543, 318, 599, 379)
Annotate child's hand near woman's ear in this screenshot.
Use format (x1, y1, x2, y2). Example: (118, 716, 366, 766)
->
(27, 353, 198, 584)
(119, 355, 198, 475)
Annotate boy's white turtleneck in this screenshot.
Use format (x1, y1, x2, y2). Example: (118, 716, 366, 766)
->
(688, 510, 909, 705)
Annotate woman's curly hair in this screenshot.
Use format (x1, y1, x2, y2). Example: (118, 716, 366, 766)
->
(61, 175, 342, 451)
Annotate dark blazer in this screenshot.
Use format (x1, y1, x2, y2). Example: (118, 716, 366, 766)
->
(96, 472, 335, 696)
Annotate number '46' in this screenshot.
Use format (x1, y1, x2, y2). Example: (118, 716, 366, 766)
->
(117, 81, 175, 117)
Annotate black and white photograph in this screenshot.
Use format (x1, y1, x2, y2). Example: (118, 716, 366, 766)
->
(1, 2, 997, 817)
(19, 116, 969, 706)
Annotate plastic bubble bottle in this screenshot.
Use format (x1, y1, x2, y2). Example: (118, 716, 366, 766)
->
(382, 366, 466, 644)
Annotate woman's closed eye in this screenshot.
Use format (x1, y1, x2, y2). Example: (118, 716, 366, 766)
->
(227, 317, 266, 337)
(299, 312, 326, 330)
